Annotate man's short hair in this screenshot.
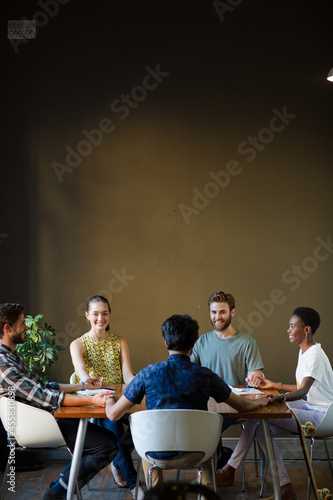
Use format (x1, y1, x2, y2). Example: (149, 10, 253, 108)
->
(292, 307, 321, 335)
(208, 291, 235, 311)
(161, 314, 199, 351)
(0, 303, 26, 338)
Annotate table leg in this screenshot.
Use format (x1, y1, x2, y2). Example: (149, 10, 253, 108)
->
(67, 418, 88, 500)
(261, 420, 281, 500)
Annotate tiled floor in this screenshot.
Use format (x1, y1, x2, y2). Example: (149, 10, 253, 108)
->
(1, 458, 332, 499)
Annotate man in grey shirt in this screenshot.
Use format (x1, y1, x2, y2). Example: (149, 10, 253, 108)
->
(191, 290, 264, 387)
(191, 291, 265, 480)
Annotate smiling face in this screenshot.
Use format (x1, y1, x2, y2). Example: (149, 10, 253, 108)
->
(287, 314, 308, 344)
(86, 301, 111, 332)
(210, 301, 235, 332)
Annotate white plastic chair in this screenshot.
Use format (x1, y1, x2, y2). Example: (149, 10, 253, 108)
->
(0, 396, 81, 500)
(129, 409, 223, 500)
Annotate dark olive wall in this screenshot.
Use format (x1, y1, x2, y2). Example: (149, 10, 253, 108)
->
(1, 0, 332, 384)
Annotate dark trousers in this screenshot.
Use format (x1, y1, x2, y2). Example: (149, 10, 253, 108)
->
(57, 419, 117, 489)
(97, 417, 137, 489)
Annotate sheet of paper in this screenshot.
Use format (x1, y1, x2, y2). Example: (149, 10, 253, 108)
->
(229, 386, 264, 395)
(76, 388, 114, 396)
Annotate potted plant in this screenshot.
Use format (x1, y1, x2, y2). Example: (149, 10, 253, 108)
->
(17, 313, 65, 382)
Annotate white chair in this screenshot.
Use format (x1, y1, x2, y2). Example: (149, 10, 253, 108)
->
(259, 401, 333, 499)
(129, 409, 223, 500)
(0, 396, 81, 500)
(70, 372, 76, 384)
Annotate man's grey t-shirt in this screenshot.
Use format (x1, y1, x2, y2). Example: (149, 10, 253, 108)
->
(190, 330, 264, 386)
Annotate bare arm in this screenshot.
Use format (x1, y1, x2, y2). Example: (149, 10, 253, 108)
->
(61, 391, 110, 407)
(70, 338, 103, 387)
(70, 339, 90, 381)
(120, 337, 135, 384)
(225, 392, 268, 412)
(105, 394, 134, 420)
(257, 376, 297, 393)
(267, 376, 315, 404)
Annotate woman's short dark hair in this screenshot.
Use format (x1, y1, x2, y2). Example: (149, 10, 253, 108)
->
(161, 314, 199, 351)
(0, 303, 26, 338)
(293, 307, 321, 335)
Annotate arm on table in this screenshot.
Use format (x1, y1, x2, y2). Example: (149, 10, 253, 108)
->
(266, 376, 314, 404)
(225, 391, 268, 412)
(61, 392, 111, 407)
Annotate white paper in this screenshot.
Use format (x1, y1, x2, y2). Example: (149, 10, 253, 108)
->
(229, 386, 264, 395)
(76, 388, 114, 396)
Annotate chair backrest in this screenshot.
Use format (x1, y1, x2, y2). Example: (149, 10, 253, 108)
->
(70, 372, 77, 384)
(129, 409, 223, 466)
(0, 396, 66, 448)
(314, 402, 333, 438)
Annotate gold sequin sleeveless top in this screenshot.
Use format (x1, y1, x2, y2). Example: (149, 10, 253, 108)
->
(74, 332, 123, 385)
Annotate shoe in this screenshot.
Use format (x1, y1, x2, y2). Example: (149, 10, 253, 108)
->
(110, 461, 128, 488)
(216, 465, 235, 487)
(263, 482, 297, 500)
(130, 485, 145, 500)
(42, 482, 66, 499)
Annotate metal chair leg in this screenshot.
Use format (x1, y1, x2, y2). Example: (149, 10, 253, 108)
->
(324, 441, 333, 479)
(306, 438, 314, 500)
(254, 437, 259, 477)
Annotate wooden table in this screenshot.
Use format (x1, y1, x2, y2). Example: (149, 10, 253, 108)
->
(208, 389, 292, 500)
(55, 386, 291, 500)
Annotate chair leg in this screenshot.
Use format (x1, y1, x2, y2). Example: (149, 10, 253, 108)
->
(135, 459, 142, 500)
(0, 458, 10, 500)
(241, 460, 245, 492)
(211, 456, 217, 493)
(323, 440, 333, 479)
(259, 459, 268, 498)
(254, 437, 259, 477)
(306, 438, 314, 500)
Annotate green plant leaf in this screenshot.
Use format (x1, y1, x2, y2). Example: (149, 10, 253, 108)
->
(19, 313, 65, 383)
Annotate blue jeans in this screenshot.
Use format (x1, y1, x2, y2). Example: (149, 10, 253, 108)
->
(57, 419, 117, 489)
(97, 417, 137, 489)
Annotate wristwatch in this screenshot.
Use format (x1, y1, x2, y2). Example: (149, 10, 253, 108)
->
(81, 382, 87, 391)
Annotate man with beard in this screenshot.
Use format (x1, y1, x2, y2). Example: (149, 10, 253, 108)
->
(190, 291, 265, 479)
(191, 290, 264, 388)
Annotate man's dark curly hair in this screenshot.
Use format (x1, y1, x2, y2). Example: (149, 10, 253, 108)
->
(161, 314, 199, 351)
